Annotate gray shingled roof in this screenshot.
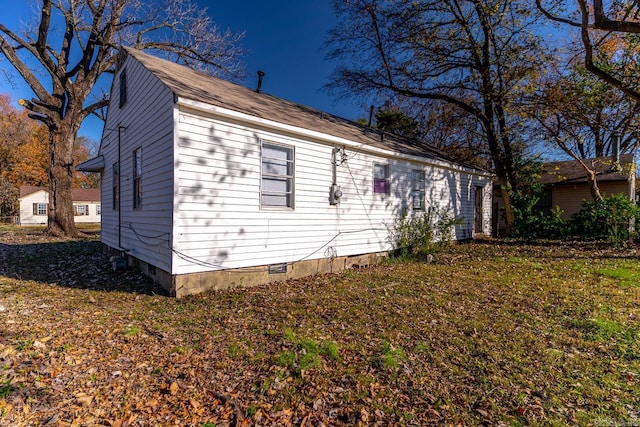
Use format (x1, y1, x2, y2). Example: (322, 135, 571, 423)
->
(123, 47, 484, 172)
(540, 154, 635, 184)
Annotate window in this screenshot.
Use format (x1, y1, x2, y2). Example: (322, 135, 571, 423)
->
(412, 169, 425, 210)
(112, 163, 119, 210)
(373, 163, 390, 194)
(133, 147, 142, 209)
(33, 203, 47, 216)
(96, 204, 101, 215)
(119, 70, 127, 108)
(74, 204, 89, 216)
(261, 142, 294, 208)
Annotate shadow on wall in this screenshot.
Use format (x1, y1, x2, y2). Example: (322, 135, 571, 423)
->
(173, 125, 259, 268)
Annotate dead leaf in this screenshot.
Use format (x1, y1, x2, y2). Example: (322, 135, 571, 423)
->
(75, 393, 93, 407)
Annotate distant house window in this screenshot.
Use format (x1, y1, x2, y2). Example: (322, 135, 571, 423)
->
(373, 163, 390, 194)
(112, 162, 119, 210)
(261, 142, 294, 208)
(74, 204, 89, 216)
(412, 169, 425, 210)
(133, 147, 142, 209)
(33, 203, 47, 216)
(96, 204, 101, 215)
(119, 70, 127, 108)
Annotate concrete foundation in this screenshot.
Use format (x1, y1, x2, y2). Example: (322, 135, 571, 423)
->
(125, 251, 385, 297)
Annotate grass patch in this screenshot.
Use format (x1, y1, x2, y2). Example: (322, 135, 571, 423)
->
(123, 325, 140, 337)
(276, 328, 340, 374)
(378, 341, 406, 370)
(0, 381, 11, 398)
(574, 317, 640, 360)
(597, 266, 640, 287)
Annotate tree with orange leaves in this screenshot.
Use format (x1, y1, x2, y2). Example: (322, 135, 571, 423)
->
(0, 93, 96, 218)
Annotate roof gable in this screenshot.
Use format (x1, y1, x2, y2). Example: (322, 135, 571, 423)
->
(122, 47, 485, 172)
(19, 185, 47, 198)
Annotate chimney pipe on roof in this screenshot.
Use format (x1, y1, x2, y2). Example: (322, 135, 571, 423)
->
(256, 70, 265, 93)
(368, 105, 374, 127)
(612, 132, 621, 164)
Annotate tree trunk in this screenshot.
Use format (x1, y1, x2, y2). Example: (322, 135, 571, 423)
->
(586, 169, 604, 202)
(496, 178, 515, 237)
(47, 123, 77, 236)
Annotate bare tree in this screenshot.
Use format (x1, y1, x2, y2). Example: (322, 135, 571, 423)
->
(531, 67, 639, 201)
(0, 0, 243, 235)
(326, 0, 551, 236)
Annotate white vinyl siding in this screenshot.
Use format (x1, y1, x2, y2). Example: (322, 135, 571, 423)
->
(99, 54, 175, 272)
(173, 112, 493, 275)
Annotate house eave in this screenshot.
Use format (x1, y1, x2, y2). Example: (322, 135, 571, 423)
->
(175, 97, 494, 179)
(76, 155, 105, 172)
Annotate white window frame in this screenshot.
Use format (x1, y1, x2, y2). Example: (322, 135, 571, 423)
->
(36, 203, 47, 216)
(96, 204, 101, 215)
(260, 141, 295, 209)
(373, 163, 390, 194)
(73, 204, 88, 216)
(411, 169, 425, 210)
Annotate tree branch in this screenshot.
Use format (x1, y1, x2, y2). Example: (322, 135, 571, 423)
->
(578, 0, 640, 103)
(0, 34, 50, 100)
(535, 0, 582, 27)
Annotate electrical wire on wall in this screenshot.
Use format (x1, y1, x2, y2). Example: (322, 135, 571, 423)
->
(128, 222, 388, 273)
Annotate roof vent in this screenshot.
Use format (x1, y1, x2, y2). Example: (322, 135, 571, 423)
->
(256, 70, 265, 93)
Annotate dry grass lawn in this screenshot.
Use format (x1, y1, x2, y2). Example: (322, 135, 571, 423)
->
(0, 226, 639, 426)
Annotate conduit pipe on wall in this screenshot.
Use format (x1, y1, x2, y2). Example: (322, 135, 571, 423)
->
(329, 147, 344, 205)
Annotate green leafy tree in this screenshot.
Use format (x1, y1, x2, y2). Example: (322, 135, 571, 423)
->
(374, 107, 420, 140)
(326, 0, 551, 236)
(0, 0, 243, 236)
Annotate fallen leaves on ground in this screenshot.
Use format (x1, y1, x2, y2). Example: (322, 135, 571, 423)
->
(0, 228, 639, 425)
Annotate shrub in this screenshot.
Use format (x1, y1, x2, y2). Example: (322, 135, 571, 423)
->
(570, 194, 640, 246)
(537, 206, 568, 239)
(389, 207, 463, 260)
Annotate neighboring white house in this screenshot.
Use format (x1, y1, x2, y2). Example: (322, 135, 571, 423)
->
(19, 186, 101, 225)
(79, 47, 493, 297)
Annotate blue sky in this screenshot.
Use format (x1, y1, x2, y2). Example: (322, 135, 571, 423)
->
(0, 1, 363, 143)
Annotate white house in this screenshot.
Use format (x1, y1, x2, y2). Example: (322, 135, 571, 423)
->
(79, 47, 493, 297)
(18, 186, 101, 225)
